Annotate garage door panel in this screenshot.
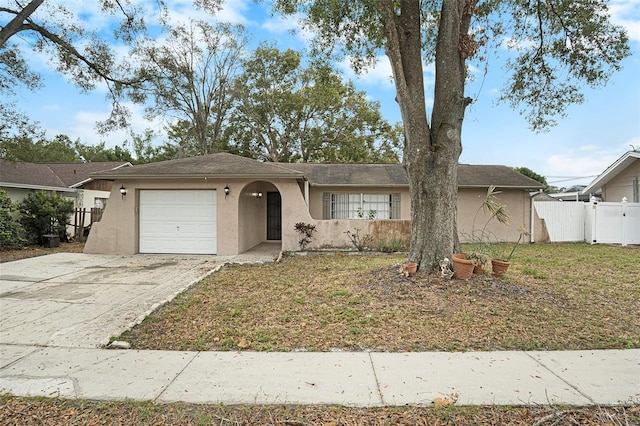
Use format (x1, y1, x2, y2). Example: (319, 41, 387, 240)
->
(139, 190, 217, 254)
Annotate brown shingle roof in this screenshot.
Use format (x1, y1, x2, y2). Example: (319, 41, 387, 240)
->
(91, 153, 305, 179)
(0, 160, 131, 188)
(45, 162, 131, 187)
(89, 153, 544, 189)
(0, 160, 65, 187)
(457, 164, 545, 188)
(288, 163, 544, 189)
(285, 163, 407, 187)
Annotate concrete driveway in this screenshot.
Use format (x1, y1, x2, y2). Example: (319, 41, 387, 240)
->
(0, 249, 277, 348)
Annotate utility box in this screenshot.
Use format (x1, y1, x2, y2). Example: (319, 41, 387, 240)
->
(41, 234, 60, 248)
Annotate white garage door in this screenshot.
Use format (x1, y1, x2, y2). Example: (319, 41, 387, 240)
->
(139, 190, 216, 254)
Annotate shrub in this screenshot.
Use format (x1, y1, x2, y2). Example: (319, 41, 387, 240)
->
(19, 191, 74, 243)
(0, 189, 27, 249)
(294, 222, 316, 250)
(345, 228, 374, 251)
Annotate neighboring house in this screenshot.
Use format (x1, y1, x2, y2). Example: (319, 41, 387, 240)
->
(85, 153, 544, 256)
(549, 185, 594, 202)
(581, 150, 640, 202)
(1, 159, 132, 207)
(0, 160, 133, 236)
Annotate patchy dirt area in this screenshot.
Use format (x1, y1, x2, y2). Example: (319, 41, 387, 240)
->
(1, 395, 638, 425)
(120, 247, 639, 352)
(0, 242, 85, 263)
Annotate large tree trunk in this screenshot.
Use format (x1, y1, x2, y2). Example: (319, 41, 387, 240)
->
(382, 0, 470, 271)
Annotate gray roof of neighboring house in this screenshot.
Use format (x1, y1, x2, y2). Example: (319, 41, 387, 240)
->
(90, 153, 545, 189)
(0, 160, 132, 189)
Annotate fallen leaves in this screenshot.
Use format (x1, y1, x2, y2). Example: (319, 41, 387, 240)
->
(119, 245, 639, 353)
(2, 396, 638, 425)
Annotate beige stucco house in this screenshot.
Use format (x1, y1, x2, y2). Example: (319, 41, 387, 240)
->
(582, 150, 640, 202)
(84, 153, 544, 255)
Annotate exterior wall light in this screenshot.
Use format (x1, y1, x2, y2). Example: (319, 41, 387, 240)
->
(119, 185, 127, 199)
(257, 191, 263, 199)
(224, 185, 230, 198)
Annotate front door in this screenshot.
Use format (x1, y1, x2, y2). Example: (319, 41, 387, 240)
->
(266, 192, 282, 240)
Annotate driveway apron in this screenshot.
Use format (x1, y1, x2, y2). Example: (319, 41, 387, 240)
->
(0, 253, 232, 348)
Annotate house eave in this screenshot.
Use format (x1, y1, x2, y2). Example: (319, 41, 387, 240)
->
(0, 182, 78, 194)
(582, 151, 640, 195)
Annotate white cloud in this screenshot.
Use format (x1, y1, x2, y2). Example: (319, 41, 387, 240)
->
(579, 144, 598, 151)
(610, 0, 640, 43)
(63, 103, 165, 149)
(262, 14, 300, 34)
(544, 151, 621, 183)
(338, 56, 395, 88)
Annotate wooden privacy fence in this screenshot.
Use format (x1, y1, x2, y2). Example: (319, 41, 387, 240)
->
(72, 208, 103, 242)
(534, 199, 640, 245)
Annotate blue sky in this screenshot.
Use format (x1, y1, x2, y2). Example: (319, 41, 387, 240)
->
(10, 0, 640, 188)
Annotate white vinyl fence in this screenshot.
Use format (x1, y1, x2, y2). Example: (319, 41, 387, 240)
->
(534, 199, 640, 245)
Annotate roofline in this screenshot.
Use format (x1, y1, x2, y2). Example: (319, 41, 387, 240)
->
(308, 183, 408, 188)
(459, 184, 545, 189)
(90, 172, 306, 180)
(582, 151, 640, 194)
(0, 182, 78, 194)
(70, 178, 93, 188)
(308, 183, 543, 189)
(113, 162, 134, 169)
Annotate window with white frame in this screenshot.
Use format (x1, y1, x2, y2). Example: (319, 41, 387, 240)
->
(323, 193, 400, 219)
(94, 198, 108, 209)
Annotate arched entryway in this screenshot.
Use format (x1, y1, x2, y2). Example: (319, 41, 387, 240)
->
(238, 180, 281, 253)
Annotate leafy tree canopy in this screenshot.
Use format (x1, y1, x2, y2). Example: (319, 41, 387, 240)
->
(130, 20, 248, 155)
(228, 44, 400, 163)
(0, 133, 79, 162)
(513, 167, 548, 188)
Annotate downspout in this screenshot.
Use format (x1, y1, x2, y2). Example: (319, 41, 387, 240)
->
(304, 178, 309, 208)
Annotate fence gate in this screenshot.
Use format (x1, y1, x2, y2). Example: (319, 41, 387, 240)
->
(73, 208, 103, 242)
(535, 200, 640, 245)
(586, 201, 640, 245)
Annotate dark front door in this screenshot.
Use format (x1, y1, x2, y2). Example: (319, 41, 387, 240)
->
(267, 192, 282, 240)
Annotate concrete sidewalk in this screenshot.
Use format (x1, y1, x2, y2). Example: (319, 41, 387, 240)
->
(1, 346, 638, 406)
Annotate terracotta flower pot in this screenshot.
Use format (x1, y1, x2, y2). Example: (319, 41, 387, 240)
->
(452, 253, 474, 280)
(403, 262, 418, 276)
(491, 259, 511, 277)
(473, 264, 485, 275)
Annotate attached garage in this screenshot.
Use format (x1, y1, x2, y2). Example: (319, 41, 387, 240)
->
(139, 190, 217, 254)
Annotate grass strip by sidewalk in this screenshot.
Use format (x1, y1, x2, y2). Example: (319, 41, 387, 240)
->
(120, 243, 640, 352)
(2, 395, 639, 425)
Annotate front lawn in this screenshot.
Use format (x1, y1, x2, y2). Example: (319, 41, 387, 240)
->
(119, 243, 640, 352)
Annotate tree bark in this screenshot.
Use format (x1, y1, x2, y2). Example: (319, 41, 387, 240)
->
(382, 0, 470, 272)
(0, 0, 44, 47)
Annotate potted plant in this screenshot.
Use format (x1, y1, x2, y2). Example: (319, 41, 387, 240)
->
(451, 253, 474, 279)
(467, 251, 489, 274)
(490, 225, 530, 276)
